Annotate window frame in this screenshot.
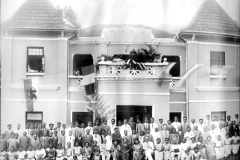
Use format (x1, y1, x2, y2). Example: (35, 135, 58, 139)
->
(26, 47, 45, 73)
(210, 51, 225, 77)
(161, 55, 181, 77)
(73, 54, 93, 76)
(25, 111, 43, 128)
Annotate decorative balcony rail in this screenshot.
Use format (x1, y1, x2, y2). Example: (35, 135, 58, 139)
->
(97, 61, 169, 79)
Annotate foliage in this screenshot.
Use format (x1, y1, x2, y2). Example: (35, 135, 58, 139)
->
(85, 93, 115, 123)
(129, 45, 158, 63)
(57, 5, 81, 29)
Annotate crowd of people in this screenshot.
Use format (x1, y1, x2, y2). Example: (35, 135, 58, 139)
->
(0, 114, 240, 160)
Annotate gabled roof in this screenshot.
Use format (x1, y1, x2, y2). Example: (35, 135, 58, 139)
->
(181, 0, 240, 36)
(2, 0, 77, 31)
(78, 24, 175, 38)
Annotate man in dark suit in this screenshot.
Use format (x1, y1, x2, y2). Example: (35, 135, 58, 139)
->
(30, 134, 40, 150)
(40, 132, 50, 149)
(74, 132, 84, 147)
(83, 129, 93, 146)
(112, 127, 121, 145)
(129, 117, 136, 132)
(181, 117, 190, 134)
(176, 126, 184, 144)
(41, 123, 49, 136)
(143, 117, 150, 133)
(19, 131, 30, 151)
(167, 120, 174, 134)
(232, 121, 240, 136)
(101, 120, 111, 135)
(50, 130, 58, 149)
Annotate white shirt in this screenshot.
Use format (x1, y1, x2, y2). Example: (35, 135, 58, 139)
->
(184, 131, 194, 141)
(215, 128, 226, 140)
(17, 151, 26, 159)
(35, 149, 46, 159)
(65, 136, 75, 147)
(143, 141, 154, 151)
(209, 129, 217, 142)
(110, 124, 116, 134)
(15, 129, 23, 137)
(172, 122, 181, 130)
(120, 124, 132, 136)
(198, 123, 206, 133)
(149, 123, 159, 135)
(85, 127, 93, 135)
(152, 131, 162, 143)
(93, 134, 101, 146)
(190, 123, 196, 131)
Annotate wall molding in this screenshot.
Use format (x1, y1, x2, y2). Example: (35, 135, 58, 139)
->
(2, 37, 68, 41)
(68, 87, 85, 92)
(196, 87, 240, 92)
(187, 41, 240, 47)
(170, 102, 187, 104)
(188, 99, 240, 103)
(2, 99, 67, 102)
(99, 92, 170, 96)
(10, 85, 60, 91)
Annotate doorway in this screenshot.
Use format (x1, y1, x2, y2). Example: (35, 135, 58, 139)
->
(72, 112, 93, 127)
(116, 105, 152, 123)
(169, 112, 182, 123)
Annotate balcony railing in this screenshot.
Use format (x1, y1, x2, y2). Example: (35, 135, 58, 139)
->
(96, 61, 168, 79)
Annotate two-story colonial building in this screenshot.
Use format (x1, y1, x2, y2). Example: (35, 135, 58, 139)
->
(1, 0, 239, 131)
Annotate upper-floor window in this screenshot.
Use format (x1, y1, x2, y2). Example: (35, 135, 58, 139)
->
(210, 51, 225, 76)
(26, 112, 43, 129)
(27, 47, 45, 73)
(73, 54, 93, 76)
(161, 55, 181, 77)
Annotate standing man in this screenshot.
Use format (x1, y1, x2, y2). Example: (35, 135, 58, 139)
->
(204, 115, 212, 131)
(198, 119, 206, 133)
(75, 123, 85, 137)
(83, 129, 93, 146)
(5, 124, 13, 140)
(55, 122, 62, 137)
(129, 117, 136, 132)
(7, 133, 19, 150)
(85, 122, 93, 135)
(66, 122, 75, 137)
(48, 123, 55, 136)
(166, 120, 174, 134)
(110, 119, 117, 134)
(190, 119, 196, 131)
(200, 126, 210, 142)
(58, 130, 66, 149)
(120, 119, 132, 137)
(160, 124, 170, 144)
(143, 135, 154, 160)
(65, 130, 75, 148)
(234, 114, 239, 125)
(208, 124, 217, 142)
(181, 117, 190, 134)
(172, 116, 181, 130)
(143, 117, 150, 133)
(19, 131, 30, 151)
(41, 123, 49, 136)
(30, 134, 40, 150)
(158, 118, 164, 131)
(176, 126, 184, 144)
(40, 132, 50, 149)
(0, 134, 7, 151)
(101, 120, 111, 135)
(136, 119, 144, 134)
(14, 123, 23, 138)
(149, 117, 158, 135)
(74, 132, 84, 147)
(183, 127, 194, 144)
(193, 125, 201, 142)
(112, 127, 121, 144)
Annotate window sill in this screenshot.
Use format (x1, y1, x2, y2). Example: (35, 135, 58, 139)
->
(196, 87, 240, 92)
(210, 75, 226, 79)
(26, 73, 44, 76)
(69, 75, 84, 79)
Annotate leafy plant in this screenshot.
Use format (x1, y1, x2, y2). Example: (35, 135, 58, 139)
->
(130, 45, 158, 63)
(85, 93, 115, 123)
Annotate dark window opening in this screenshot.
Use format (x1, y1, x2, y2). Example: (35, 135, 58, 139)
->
(72, 112, 93, 127)
(27, 47, 44, 73)
(25, 112, 43, 129)
(161, 55, 181, 77)
(116, 105, 152, 123)
(169, 112, 182, 123)
(210, 52, 225, 75)
(73, 54, 93, 75)
(113, 54, 131, 60)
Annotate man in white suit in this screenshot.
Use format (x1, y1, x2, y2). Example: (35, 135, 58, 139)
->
(120, 119, 132, 137)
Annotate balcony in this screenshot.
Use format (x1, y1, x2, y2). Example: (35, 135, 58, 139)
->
(96, 61, 169, 80)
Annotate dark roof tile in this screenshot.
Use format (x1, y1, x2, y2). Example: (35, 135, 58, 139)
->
(181, 0, 240, 36)
(2, 0, 77, 31)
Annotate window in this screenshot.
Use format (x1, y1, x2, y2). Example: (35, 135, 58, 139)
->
(26, 112, 43, 128)
(161, 55, 181, 77)
(73, 54, 93, 75)
(27, 47, 45, 73)
(210, 52, 225, 76)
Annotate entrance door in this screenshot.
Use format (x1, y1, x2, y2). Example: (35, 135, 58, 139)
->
(117, 105, 152, 123)
(72, 112, 93, 127)
(169, 112, 182, 123)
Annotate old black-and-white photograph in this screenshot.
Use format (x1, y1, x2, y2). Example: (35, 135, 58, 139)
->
(0, 0, 240, 160)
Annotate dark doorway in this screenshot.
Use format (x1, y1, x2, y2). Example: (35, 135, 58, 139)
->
(161, 55, 181, 77)
(72, 112, 93, 127)
(169, 112, 182, 123)
(117, 105, 152, 123)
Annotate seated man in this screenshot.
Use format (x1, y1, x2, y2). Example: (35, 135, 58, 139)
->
(143, 135, 154, 160)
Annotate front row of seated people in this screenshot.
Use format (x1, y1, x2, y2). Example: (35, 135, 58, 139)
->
(0, 129, 239, 160)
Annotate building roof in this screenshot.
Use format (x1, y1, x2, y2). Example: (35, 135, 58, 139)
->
(181, 0, 240, 36)
(78, 24, 176, 38)
(2, 0, 77, 31)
